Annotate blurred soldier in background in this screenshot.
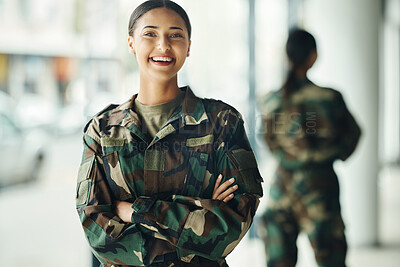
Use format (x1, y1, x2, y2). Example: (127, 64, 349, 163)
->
(258, 29, 361, 267)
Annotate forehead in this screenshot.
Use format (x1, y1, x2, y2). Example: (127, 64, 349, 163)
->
(136, 7, 187, 31)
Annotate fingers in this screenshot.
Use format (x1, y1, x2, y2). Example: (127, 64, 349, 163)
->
(212, 174, 238, 202)
(214, 177, 235, 197)
(222, 193, 234, 202)
(218, 184, 238, 202)
(212, 174, 223, 199)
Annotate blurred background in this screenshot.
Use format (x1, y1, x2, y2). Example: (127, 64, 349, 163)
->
(0, 0, 399, 266)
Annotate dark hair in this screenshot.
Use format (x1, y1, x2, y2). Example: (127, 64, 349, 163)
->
(128, 0, 191, 39)
(281, 28, 317, 97)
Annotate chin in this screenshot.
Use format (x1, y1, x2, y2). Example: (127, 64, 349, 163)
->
(149, 72, 178, 82)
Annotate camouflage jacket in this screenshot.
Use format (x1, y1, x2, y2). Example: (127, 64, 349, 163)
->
(258, 81, 361, 170)
(76, 87, 263, 266)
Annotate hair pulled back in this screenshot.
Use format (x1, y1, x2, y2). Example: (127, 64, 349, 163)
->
(282, 28, 317, 97)
(128, 0, 191, 39)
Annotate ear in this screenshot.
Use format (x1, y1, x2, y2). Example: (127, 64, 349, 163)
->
(128, 36, 136, 54)
(186, 40, 192, 57)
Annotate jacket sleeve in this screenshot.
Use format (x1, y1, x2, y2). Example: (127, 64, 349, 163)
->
(334, 93, 361, 161)
(128, 110, 263, 262)
(76, 132, 148, 266)
(76, 112, 263, 265)
(262, 92, 361, 169)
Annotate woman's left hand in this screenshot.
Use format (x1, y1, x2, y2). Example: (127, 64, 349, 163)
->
(212, 174, 238, 202)
(115, 200, 134, 223)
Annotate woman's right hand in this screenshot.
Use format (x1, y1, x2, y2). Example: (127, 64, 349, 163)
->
(212, 174, 238, 202)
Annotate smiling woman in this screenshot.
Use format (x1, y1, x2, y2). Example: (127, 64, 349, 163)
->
(75, 1, 263, 266)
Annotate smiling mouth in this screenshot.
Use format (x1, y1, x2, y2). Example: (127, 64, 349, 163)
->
(151, 56, 174, 63)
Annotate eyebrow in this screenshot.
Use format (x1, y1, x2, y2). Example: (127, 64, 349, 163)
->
(142, 26, 184, 31)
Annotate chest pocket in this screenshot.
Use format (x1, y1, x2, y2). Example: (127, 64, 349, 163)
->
(102, 151, 134, 201)
(181, 151, 209, 197)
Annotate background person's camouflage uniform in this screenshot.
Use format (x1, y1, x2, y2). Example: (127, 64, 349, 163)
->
(76, 87, 263, 267)
(258, 80, 361, 267)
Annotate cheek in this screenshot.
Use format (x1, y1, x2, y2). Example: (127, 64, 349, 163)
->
(135, 45, 151, 59)
(175, 43, 189, 57)
(134, 38, 153, 51)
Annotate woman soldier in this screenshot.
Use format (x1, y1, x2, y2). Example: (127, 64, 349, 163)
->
(258, 29, 361, 267)
(75, 1, 263, 266)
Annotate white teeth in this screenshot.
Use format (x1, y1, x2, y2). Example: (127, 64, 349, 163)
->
(152, 57, 172, 62)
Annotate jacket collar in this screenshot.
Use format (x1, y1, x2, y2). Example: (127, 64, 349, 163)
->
(106, 86, 208, 128)
(180, 86, 208, 126)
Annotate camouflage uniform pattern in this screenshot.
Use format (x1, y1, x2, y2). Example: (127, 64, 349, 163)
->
(258, 80, 361, 267)
(76, 87, 263, 267)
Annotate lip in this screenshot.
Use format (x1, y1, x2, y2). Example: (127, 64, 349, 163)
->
(149, 56, 175, 66)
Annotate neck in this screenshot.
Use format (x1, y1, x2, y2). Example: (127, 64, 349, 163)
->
(137, 76, 181, 105)
(295, 67, 308, 79)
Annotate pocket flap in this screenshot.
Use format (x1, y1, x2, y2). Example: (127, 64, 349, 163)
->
(229, 149, 258, 170)
(228, 149, 263, 196)
(76, 157, 94, 206)
(77, 157, 94, 183)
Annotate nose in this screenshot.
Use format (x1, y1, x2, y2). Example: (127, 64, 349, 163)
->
(158, 35, 170, 52)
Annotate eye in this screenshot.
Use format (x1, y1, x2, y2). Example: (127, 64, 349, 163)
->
(144, 32, 156, 37)
(170, 33, 183, 38)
